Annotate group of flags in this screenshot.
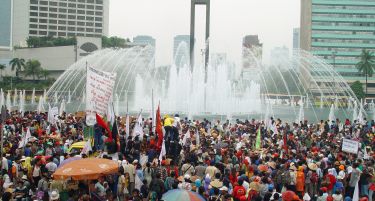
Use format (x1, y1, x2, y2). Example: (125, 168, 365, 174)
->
(93, 102, 165, 157)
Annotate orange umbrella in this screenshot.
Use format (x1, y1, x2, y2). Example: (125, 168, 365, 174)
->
(53, 158, 118, 180)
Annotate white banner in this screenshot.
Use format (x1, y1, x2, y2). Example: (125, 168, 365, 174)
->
(342, 139, 359, 154)
(86, 66, 116, 126)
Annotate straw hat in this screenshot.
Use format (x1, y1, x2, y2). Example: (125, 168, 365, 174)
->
(308, 163, 318, 171)
(210, 179, 223, 188)
(267, 161, 276, 169)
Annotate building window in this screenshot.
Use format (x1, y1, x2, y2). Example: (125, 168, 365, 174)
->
(86, 28, 93, 32)
(86, 22, 94, 26)
(77, 21, 85, 26)
(39, 19, 47, 23)
(59, 20, 67, 25)
(30, 6, 38, 11)
(30, 12, 38, 16)
(50, 2, 58, 6)
(49, 32, 57, 36)
(40, 1, 48, 5)
(68, 21, 76, 25)
(59, 2, 67, 7)
(95, 17, 102, 21)
(86, 11, 94, 15)
(86, 16, 94, 21)
(77, 33, 84, 36)
(87, 5, 94, 9)
(95, 11, 102, 16)
(59, 14, 67, 18)
(77, 4, 85, 8)
(49, 13, 57, 18)
(30, 18, 38, 22)
(68, 32, 76, 37)
(95, 23, 102, 27)
(39, 31, 47, 35)
(30, 0, 38, 4)
(68, 3, 76, 8)
(39, 25, 47, 29)
(96, 6, 103, 10)
(87, 0, 94, 3)
(29, 24, 38, 28)
(68, 27, 76, 31)
(68, 9, 76, 14)
(40, 7, 48, 11)
(77, 27, 85, 32)
(29, 30, 38, 34)
(58, 26, 67, 31)
(49, 25, 57, 30)
(40, 13, 48, 17)
(50, 8, 58, 12)
(59, 8, 67, 12)
(77, 16, 85, 20)
(68, 15, 76, 19)
(58, 32, 67, 37)
(77, 10, 85, 14)
(95, 29, 102, 33)
(96, 0, 103, 4)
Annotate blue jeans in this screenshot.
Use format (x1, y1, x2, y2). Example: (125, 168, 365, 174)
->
(361, 184, 369, 197)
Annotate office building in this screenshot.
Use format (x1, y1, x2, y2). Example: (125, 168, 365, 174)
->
(10, 0, 109, 47)
(301, 0, 375, 96)
(0, 0, 13, 49)
(293, 28, 300, 49)
(173, 35, 190, 67)
(241, 35, 263, 81)
(133, 35, 156, 47)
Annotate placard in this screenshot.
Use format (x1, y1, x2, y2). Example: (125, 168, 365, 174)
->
(85, 66, 116, 126)
(342, 139, 359, 154)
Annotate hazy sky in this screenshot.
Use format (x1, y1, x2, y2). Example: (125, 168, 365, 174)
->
(109, 0, 300, 66)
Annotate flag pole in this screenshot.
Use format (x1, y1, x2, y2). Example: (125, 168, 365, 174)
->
(151, 88, 155, 134)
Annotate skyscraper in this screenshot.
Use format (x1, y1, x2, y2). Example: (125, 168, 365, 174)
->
(0, 0, 12, 49)
(242, 35, 263, 81)
(10, 0, 109, 47)
(293, 28, 300, 49)
(173, 35, 190, 66)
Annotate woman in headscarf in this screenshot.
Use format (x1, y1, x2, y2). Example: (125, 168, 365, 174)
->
(296, 166, 305, 198)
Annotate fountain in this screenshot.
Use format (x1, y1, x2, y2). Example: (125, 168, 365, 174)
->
(0, 89, 4, 108)
(68, 90, 71, 103)
(6, 91, 11, 111)
(329, 104, 335, 124)
(60, 99, 66, 116)
(296, 100, 304, 123)
(13, 88, 17, 106)
(46, 44, 362, 122)
(31, 88, 35, 104)
(353, 101, 358, 122)
(37, 95, 44, 114)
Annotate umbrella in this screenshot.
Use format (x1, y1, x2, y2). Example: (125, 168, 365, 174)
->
(162, 189, 205, 201)
(58, 157, 82, 167)
(53, 158, 118, 180)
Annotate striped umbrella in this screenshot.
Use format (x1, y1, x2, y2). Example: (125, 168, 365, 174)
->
(162, 189, 205, 201)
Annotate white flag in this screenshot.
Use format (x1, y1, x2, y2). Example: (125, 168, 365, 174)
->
(182, 130, 190, 146)
(159, 140, 166, 162)
(81, 139, 92, 155)
(135, 173, 143, 191)
(352, 182, 359, 201)
(133, 114, 144, 141)
(195, 129, 200, 147)
(107, 100, 115, 125)
(18, 127, 31, 148)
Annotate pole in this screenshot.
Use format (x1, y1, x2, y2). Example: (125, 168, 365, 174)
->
(151, 89, 155, 134)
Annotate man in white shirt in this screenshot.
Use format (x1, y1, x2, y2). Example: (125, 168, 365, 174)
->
(2, 154, 8, 172)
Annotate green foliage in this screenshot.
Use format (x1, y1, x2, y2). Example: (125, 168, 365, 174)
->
(350, 81, 365, 100)
(26, 36, 77, 48)
(38, 68, 50, 80)
(9, 58, 25, 77)
(356, 49, 375, 77)
(102, 36, 129, 48)
(24, 59, 42, 81)
(0, 64, 6, 70)
(0, 77, 55, 90)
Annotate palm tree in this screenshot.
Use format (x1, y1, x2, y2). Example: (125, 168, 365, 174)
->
(38, 68, 50, 80)
(9, 58, 25, 77)
(0, 64, 6, 78)
(24, 59, 42, 82)
(356, 49, 375, 96)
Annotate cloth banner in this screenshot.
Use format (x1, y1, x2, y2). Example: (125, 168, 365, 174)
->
(85, 66, 116, 126)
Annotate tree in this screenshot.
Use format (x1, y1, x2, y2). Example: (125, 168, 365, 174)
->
(0, 64, 6, 78)
(38, 68, 50, 80)
(9, 58, 25, 77)
(356, 49, 375, 96)
(24, 59, 42, 81)
(102, 36, 128, 48)
(350, 81, 365, 100)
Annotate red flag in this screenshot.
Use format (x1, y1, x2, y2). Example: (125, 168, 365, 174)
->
(156, 104, 163, 149)
(96, 113, 112, 141)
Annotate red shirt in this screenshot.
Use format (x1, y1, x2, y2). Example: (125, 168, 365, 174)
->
(233, 185, 246, 200)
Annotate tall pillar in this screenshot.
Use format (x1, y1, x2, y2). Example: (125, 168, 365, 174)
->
(190, 0, 210, 75)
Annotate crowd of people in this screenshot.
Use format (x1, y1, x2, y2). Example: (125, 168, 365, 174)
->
(0, 110, 374, 201)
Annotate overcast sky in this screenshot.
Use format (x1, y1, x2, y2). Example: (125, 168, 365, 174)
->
(109, 0, 300, 66)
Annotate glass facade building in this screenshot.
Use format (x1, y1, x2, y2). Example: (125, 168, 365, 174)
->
(301, 0, 375, 96)
(0, 0, 12, 48)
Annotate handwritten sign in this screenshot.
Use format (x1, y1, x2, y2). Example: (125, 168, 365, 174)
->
(86, 66, 116, 126)
(342, 139, 359, 154)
